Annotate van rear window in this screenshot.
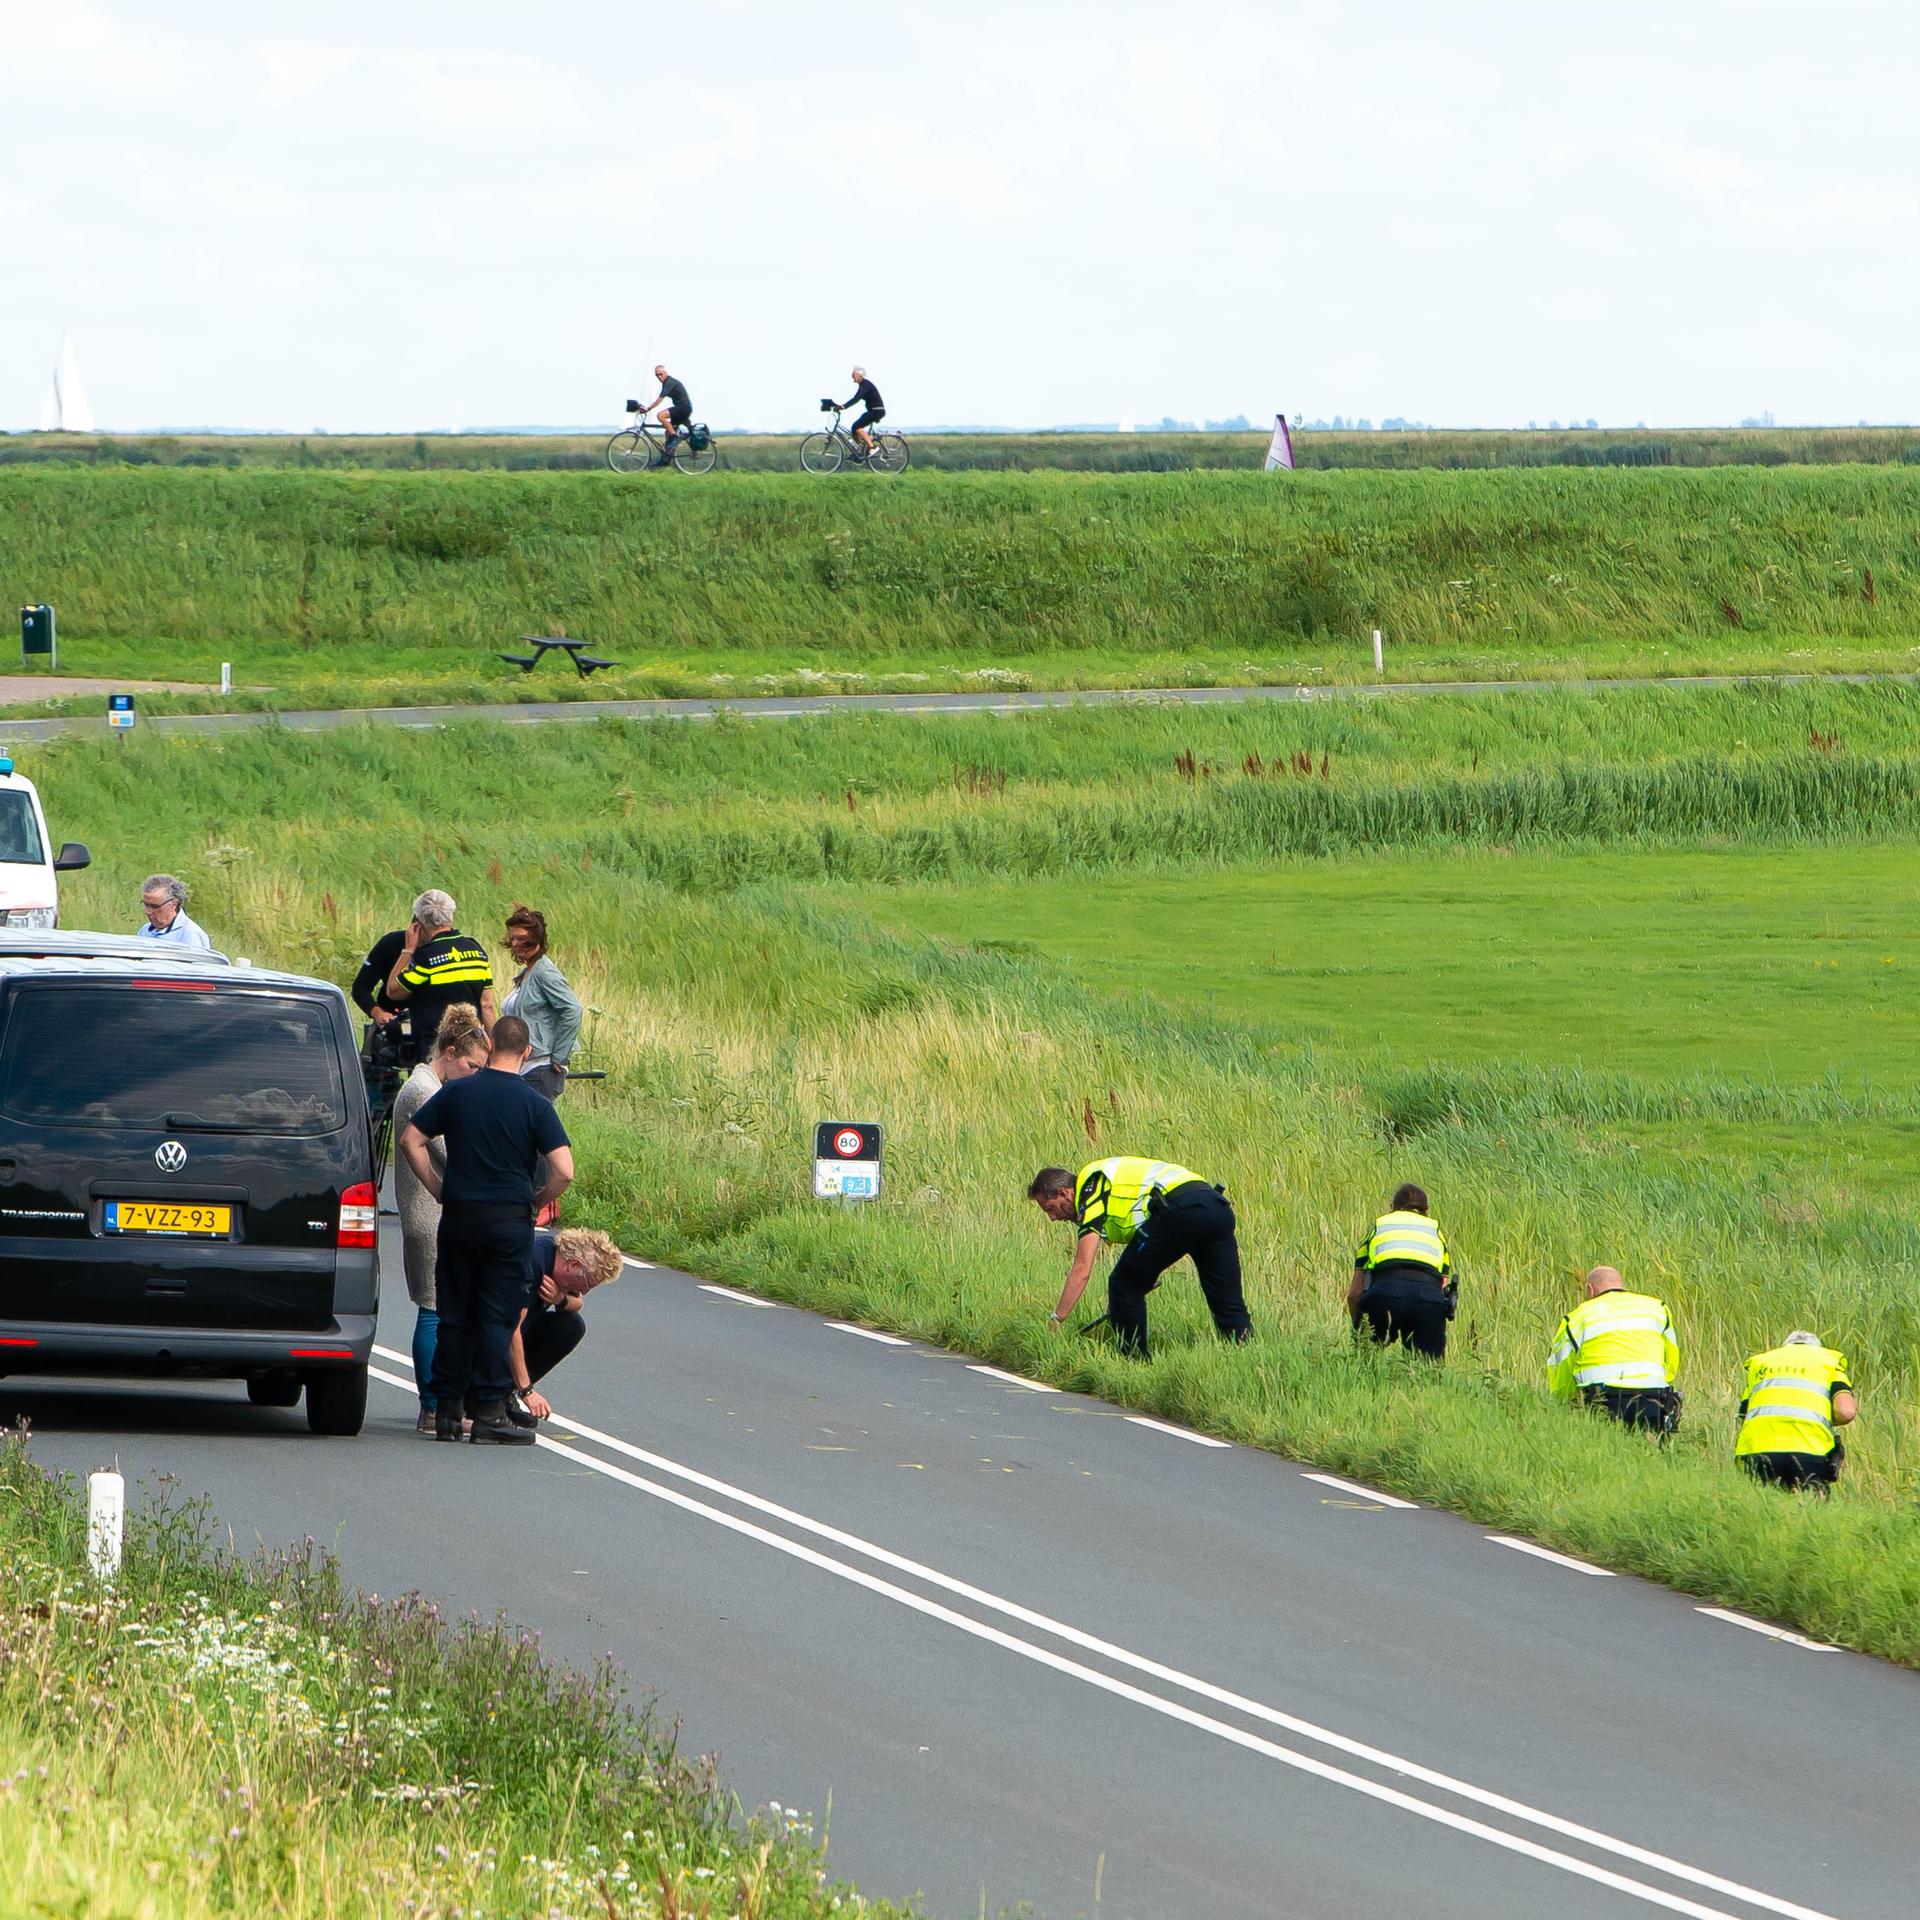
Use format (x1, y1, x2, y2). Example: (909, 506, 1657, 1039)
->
(0, 986, 347, 1133)
(0, 791, 45, 866)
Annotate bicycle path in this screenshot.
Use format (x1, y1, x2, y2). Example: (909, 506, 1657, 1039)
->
(0, 668, 1913, 745)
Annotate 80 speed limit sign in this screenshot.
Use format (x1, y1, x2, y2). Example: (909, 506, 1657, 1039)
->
(814, 1122, 883, 1200)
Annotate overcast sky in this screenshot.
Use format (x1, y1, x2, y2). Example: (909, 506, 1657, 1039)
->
(7, 0, 1917, 433)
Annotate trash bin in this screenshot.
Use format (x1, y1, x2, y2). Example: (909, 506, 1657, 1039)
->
(20, 604, 55, 667)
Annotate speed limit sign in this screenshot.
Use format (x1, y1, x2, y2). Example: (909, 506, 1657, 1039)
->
(814, 1121, 883, 1200)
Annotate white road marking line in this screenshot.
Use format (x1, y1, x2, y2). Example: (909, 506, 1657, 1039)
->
(524, 1426, 1808, 1920)
(1488, 1536, 1614, 1577)
(1126, 1415, 1230, 1448)
(966, 1364, 1058, 1392)
(1695, 1608, 1840, 1653)
(699, 1283, 779, 1307)
(1302, 1472, 1418, 1509)
(828, 1322, 911, 1346)
(361, 1358, 1832, 1920)
(621, 1256, 655, 1271)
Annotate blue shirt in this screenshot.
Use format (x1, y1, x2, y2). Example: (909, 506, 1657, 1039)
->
(136, 910, 211, 950)
(410, 1069, 569, 1207)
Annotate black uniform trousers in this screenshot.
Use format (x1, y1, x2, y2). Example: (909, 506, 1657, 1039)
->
(1356, 1272, 1452, 1359)
(429, 1203, 534, 1408)
(1583, 1383, 1681, 1436)
(1106, 1184, 1251, 1359)
(520, 1306, 586, 1385)
(1739, 1445, 1842, 1493)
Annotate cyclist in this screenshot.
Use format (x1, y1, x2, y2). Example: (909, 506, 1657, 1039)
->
(648, 364, 693, 461)
(840, 367, 885, 459)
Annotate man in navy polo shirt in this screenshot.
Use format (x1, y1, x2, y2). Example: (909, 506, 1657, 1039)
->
(398, 1014, 572, 1446)
(503, 1226, 624, 1424)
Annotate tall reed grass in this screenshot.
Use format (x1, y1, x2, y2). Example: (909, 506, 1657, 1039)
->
(31, 713, 1920, 1661)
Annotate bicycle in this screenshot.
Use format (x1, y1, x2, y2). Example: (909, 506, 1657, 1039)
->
(799, 400, 910, 475)
(607, 399, 718, 475)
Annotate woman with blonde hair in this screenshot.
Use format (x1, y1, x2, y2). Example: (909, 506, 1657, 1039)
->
(391, 1002, 491, 1431)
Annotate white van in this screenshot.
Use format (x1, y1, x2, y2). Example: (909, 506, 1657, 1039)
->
(0, 756, 90, 928)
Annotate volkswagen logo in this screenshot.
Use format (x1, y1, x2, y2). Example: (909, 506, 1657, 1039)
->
(154, 1140, 187, 1173)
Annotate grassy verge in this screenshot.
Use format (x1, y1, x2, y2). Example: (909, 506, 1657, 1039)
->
(26, 700, 1920, 1664)
(4, 466, 1919, 712)
(9, 424, 1920, 471)
(0, 1433, 904, 1919)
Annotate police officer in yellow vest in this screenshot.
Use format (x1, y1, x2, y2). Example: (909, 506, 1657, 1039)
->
(1348, 1182, 1456, 1358)
(1029, 1157, 1251, 1359)
(1547, 1265, 1681, 1435)
(1735, 1330, 1856, 1493)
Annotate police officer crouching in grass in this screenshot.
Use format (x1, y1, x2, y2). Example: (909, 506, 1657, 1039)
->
(1029, 1156, 1251, 1360)
(1547, 1265, 1681, 1436)
(1348, 1183, 1455, 1358)
(503, 1227, 624, 1426)
(1735, 1330, 1856, 1494)
(397, 1015, 572, 1446)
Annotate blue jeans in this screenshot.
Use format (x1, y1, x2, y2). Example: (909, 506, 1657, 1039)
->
(412, 1307, 439, 1411)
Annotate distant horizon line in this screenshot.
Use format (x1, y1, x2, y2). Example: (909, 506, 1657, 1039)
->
(10, 419, 1919, 439)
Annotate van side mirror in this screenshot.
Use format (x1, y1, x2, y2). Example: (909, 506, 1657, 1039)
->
(52, 842, 90, 872)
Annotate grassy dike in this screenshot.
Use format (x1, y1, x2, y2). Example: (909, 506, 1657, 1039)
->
(3, 465, 1918, 707)
(0, 1436, 904, 1920)
(28, 689, 1920, 1666)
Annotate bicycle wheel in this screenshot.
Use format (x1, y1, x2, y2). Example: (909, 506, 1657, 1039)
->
(607, 430, 653, 474)
(869, 433, 910, 475)
(673, 437, 718, 475)
(799, 432, 843, 474)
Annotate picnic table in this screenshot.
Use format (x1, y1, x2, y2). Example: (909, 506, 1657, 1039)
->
(497, 636, 619, 678)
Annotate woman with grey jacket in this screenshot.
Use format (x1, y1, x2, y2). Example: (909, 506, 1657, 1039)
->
(391, 1002, 490, 1430)
(502, 905, 582, 1101)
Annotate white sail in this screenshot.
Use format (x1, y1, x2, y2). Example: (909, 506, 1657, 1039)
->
(54, 336, 95, 433)
(38, 376, 59, 431)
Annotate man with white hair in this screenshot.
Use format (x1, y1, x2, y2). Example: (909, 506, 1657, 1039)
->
(840, 366, 885, 460)
(1735, 1330, 1857, 1493)
(135, 873, 211, 949)
(384, 889, 495, 1057)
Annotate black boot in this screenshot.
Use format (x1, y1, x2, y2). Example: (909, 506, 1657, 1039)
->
(434, 1405, 464, 1443)
(502, 1389, 539, 1429)
(468, 1400, 535, 1445)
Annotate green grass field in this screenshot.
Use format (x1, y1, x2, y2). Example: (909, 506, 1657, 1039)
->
(24, 685, 1920, 1663)
(10, 424, 1920, 472)
(5, 464, 1919, 713)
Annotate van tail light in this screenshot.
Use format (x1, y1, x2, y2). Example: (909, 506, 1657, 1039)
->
(337, 1182, 378, 1249)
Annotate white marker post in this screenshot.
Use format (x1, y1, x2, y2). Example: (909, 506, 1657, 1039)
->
(1372, 629, 1384, 675)
(220, 661, 232, 696)
(87, 1470, 124, 1581)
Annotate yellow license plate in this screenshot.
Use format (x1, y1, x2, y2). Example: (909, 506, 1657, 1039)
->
(106, 1201, 233, 1237)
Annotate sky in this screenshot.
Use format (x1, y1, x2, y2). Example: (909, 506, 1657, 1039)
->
(6, 0, 1918, 433)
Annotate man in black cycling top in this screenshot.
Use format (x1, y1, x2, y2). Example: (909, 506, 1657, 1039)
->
(841, 367, 884, 458)
(650, 364, 692, 459)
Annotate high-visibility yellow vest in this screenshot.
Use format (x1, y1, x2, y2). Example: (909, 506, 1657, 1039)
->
(1072, 1156, 1204, 1245)
(1735, 1345, 1850, 1458)
(1358, 1210, 1450, 1277)
(1547, 1290, 1679, 1399)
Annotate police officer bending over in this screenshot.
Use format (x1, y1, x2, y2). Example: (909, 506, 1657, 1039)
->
(1348, 1182, 1455, 1358)
(1547, 1265, 1680, 1435)
(1734, 1329, 1856, 1493)
(1029, 1156, 1251, 1360)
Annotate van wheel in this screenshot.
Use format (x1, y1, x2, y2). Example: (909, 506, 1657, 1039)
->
(247, 1372, 303, 1408)
(304, 1365, 368, 1436)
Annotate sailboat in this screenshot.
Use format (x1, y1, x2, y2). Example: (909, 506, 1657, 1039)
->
(37, 336, 95, 433)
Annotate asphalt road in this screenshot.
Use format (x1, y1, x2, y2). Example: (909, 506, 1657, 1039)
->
(1, 668, 1914, 745)
(13, 1218, 1916, 1920)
